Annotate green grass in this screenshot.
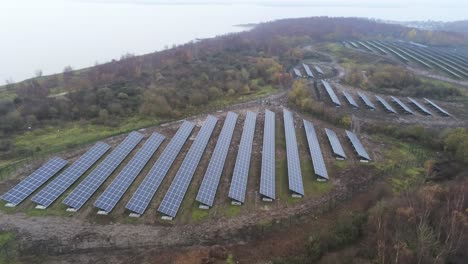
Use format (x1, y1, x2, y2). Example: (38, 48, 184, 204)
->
(223, 205, 241, 218)
(373, 135, 432, 192)
(0, 231, 16, 264)
(191, 208, 210, 222)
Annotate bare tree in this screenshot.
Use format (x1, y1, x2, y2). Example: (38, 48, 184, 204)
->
(35, 69, 43, 77)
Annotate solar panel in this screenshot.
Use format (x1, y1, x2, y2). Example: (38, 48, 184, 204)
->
(63, 131, 144, 210)
(31, 142, 110, 208)
(259, 110, 276, 199)
(390, 96, 414, 115)
(375, 95, 397, 114)
(342, 91, 359, 108)
(407, 97, 432, 116)
(158, 116, 218, 218)
(315, 65, 324, 75)
(358, 92, 376, 110)
(283, 109, 304, 195)
(125, 121, 194, 215)
(293, 68, 302, 77)
(196, 112, 238, 207)
(303, 120, 328, 180)
(303, 63, 315, 78)
(321, 80, 341, 106)
(94, 133, 165, 213)
(228, 111, 257, 203)
(346, 130, 371, 161)
(424, 98, 452, 117)
(325, 128, 346, 159)
(1, 157, 67, 206)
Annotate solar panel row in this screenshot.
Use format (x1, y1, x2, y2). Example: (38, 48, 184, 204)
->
(390, 96, 414, 115)
(158, 115, 218, 217)
(303, 63, 315, 78)
(283, 109, 304, 196)
(303, 120, 328, 180)
(407, 97, 432, 116)
(126, 121, 195, 215)
(228, 111, 257, 203)
(196, 112, 238, 207)
(32, 142, 110, 208)
(321, 80, 341, 106)
(424, 98, 452, 117)
(346, 130, 371, 161)
(358, 92, 376, 110)
(293, 68, 302, 78)
(342, 91, 359, 108)
(94, 133, 165, 213)
(63, 131, 144, 210)
(259, 110, 276, 200)
(2, 157, 68, 206)
(325, 128, 346, 159)
(375, 95, 397, 114)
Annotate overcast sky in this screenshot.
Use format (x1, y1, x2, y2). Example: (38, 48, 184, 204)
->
(2, 0, 466, 82)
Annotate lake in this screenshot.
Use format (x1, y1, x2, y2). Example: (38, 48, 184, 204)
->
(1, 1, 466, 83)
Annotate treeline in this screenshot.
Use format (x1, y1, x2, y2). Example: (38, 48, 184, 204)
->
(1, 17, 467, 150)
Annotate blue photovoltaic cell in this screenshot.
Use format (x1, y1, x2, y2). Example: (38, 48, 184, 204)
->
(407, 97, 432, 116)
(2, 157, 67, 206)
(303, 63, 315, 78)
(424, 98, 452, 117)
(283, 109, 304, 195)
(390, 96, 414, 114)
(94, 133, 165, 213)
(346, 130, 371, 161)
(259, 110, 276, 199)
(63, 132, 144, 210)
(228, 111, 257, 203)
(321, 80, 341, 106)
(196, 112, 238, 207)
(31, 142, 110, 208)
(375, 95, 397, 114)
(342, 91, 359, 108)
(158, 116, 218, 217)
(325, 128, 346, 159)
(358, 92, 376, 109)
(303, 120, 328, 180)
(125, 121, 195, 215)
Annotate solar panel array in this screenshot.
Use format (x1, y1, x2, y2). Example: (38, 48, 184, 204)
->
(358, 92, 376, 109)
(283, 109, 304, 195)
(325, 128, 346, 159)
(375, 95, 397, 114)
(63, 132, 144, 210)
(259, 110, 276, 200)
(303, 120, 328, 180)
(390, 96, 414, 114)
(407, 97, 432, 115)
(321, 80, 341, 106)
(196, 112, 238, 207)
(424, 98, 452, 117)
(346, 130, 371, 161)
(158, 116, 218, 217)
(293, 68, 302, 77)
(94, 133, 165, 213)
(2, 157, 68, 206)
(228, 111, 257, 203)
(342, 91, 359, 108)
(31, 142, 110, 208)
(126, 121, 195, 215)
(303, 63, 315, 78)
